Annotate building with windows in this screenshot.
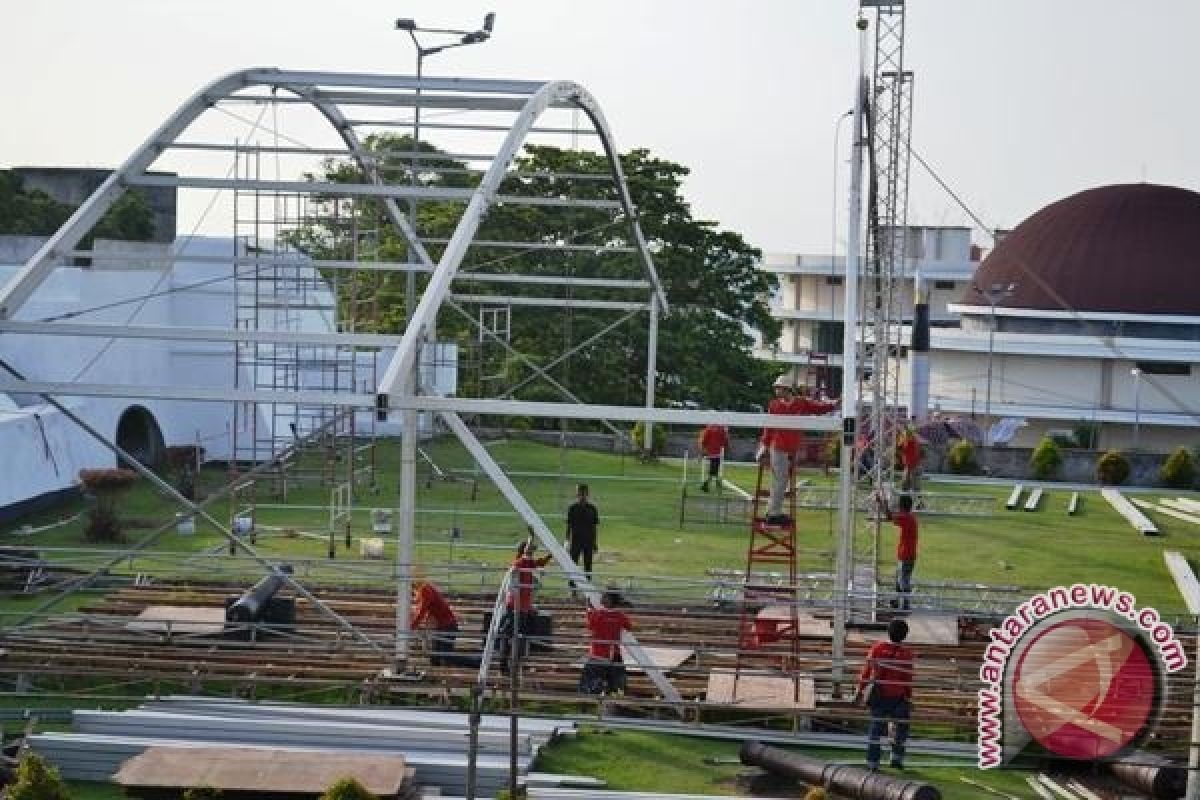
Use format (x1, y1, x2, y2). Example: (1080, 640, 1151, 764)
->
(757, 225, 981, 394)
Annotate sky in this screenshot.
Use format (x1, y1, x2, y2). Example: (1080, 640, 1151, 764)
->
(1, 0, 1197, 254)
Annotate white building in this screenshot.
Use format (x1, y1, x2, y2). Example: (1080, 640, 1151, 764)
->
(759, 185, 1200, 453)
(0, 234, 454, 521)
(757, 225, 980, 393)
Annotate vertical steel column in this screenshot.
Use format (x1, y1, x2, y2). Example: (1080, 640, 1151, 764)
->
(643, 296, 659, 451)
(833, 17, 870, 686)
(1188, 617, 1200, 799)
(395, 368, 417, 668)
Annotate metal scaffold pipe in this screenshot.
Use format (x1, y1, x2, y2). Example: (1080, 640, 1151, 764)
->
(740, 740, 941, 800)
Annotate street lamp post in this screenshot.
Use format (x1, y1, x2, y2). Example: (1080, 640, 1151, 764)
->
(395, 13, 496, 325)
(979, 282, 1016, 447)
(1131, 366, 1142, 450)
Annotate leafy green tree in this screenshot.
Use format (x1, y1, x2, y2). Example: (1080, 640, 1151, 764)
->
(1160, 446, 1196, 489)
(290, 135, 780, 413)
(946, 440, 976, 475)
(320, 777, 377, 800)
(1096, 449, 1131, 485)
(1030, 437, 1063, 480)
(0, 169, 156, 243)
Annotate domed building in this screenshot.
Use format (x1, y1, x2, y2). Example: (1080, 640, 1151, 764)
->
(928, 183, 1200, 451)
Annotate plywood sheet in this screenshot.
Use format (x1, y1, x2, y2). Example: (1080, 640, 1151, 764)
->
(114, 746, 409, 796)
(705, 668, 815, 710)
(619, 645, 693, 674)
(855, 613, 959, 646)
(125, 606, 226, 636)
(756, 607, 833, 637)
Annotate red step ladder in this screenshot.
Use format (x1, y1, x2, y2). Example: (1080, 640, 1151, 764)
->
(736, 455, 800, 665)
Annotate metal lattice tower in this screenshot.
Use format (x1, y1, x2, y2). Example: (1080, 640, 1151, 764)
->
(856, 1, 915, 582)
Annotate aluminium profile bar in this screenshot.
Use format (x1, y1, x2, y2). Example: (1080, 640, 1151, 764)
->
(250, 70, 548, 95)
(0, 380, 377, 408)
(346, 119, 600, 137)
(448, 294, 648, 311)
(166, 142, 502, 163)
(409, 396, 841, 431)
(456, 274, 648, 289)
(125, 174, 622, 210)
(0, 320, 401, 348)
(311, 90, 573, 112)
(427, 239, 635, 253)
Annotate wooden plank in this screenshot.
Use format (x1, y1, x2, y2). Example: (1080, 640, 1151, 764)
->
(618, 645, 694, 674)
(755, 607, 834, 637)
(705, 669, 815, 710)
(1024, 488, 1043, 512)
(1067, 492, 1079, 515)
(124, 606, 227, 636)
(1005, 485, 1024, 510)
(114, 746, 409, 796)
(857, 613, 960, 647)
(1101, 488, 1158, 535)
(1164, 551, 1200, 615)
(1136, 497, 1200, 527)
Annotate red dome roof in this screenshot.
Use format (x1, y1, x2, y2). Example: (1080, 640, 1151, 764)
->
(962, 184, 1200, 316)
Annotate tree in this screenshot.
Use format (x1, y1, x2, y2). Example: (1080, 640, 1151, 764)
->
(1030, 437, 1063, 480)
(290, 135, 780, 413)
(1096, 450, 1131, 485)
(78, 468, 138, 542)
(0, 169, 155, 242)
(1160, 446, 1196, 489)
(320, 777, 377, 800)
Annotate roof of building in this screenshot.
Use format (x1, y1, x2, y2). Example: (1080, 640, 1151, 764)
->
(961, 183, 1200, 316)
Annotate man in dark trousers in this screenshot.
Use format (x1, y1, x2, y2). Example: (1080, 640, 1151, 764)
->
(880, 492, 919, 611)
(565, 484, 599, 584)
(697, 424, 729, 492)
(855, 618, 915, 770)
(411, 579, 477, 668)
(498, 537, 552, 670)
(579, 590, 634, 695)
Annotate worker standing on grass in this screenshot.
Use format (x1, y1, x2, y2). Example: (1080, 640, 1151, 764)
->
(411, 580, 470, 668)
(879, 492, 919, 611)
(697, 423, 729, 492)
(498, 537, 552, 670)
(565, 484, 599, 586)
(757, 375, 839, 524)
(855, 618, 914, 771)
(579, 590, 633, 695)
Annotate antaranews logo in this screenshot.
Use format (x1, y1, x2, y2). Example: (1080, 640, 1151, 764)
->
(978, 583, 1187, 768)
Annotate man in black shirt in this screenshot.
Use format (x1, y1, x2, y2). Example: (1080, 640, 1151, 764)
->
(565, 483, 600, 585)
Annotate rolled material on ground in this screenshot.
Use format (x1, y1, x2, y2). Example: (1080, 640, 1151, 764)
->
(225, 566, 293, 623)
(739, 740, 941, 800)
(1107, 752, 1185, 799)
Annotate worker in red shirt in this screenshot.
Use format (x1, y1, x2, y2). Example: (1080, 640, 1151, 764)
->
(855, 618, 914, 770)
(579, 590, 634, 695)
(697, 424, 730, 493)
(411, 580, 465, 667)
(757, 376, 839, 524)
(498, 537, 552, 670)
(880, 492, 919, 611)
(898, 424, 922, 493)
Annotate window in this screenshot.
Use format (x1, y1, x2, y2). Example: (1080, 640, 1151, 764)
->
(1134, 361, 1191, 376)
(824, 275, 844, 286)
(934, 280, 956, 290)
(816, 322, 844, 355)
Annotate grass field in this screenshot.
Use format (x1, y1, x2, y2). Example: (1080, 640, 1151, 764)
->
(5, 436, 1200, 610)
(4, 437, 1199, 798)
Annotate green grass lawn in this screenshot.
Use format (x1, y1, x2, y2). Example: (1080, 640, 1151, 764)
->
(5, 437, 1200, 610)
(535, 727, 1036, 798)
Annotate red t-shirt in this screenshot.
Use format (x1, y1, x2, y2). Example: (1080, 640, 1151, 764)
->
(586, 607, 633, 661)
(858, 640, 915, 699)
(900, 434, 920, 468)
(892, 510, 918, 562)
(699, 425, 730, 457)
(507, 554, 551, 611)
(412, 583, 457, 630)
(760, 396, 837, 453)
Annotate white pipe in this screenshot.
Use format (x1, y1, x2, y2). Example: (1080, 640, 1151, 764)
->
(833, 17, 869, 686)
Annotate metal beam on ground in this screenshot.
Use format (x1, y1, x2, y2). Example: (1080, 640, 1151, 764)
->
(440, 411, 683, 707)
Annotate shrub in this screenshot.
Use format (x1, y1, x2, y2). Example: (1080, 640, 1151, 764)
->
(946, 439, 976, 475)
(1160, 446, 1196, 489)
(320, 777, 378, 800)
(804, 789, 828, 800)
(165, 445, 205, 500)
(1073, 421, 1099, 450)
(1030, 437, 1063, 480)
(825, 434, 841, 467)
(8, 753, 70, 800)
(78, 468, 138, 542)
(1096, 449, 1131, 485)
(631, 420, 666, 457)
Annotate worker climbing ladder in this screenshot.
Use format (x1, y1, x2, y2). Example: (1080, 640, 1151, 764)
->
(736, 456, 801, 681)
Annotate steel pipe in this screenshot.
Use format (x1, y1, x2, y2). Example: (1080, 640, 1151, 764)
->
(739, 740, 941, 800)
(1108, 752, 1186, 799)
